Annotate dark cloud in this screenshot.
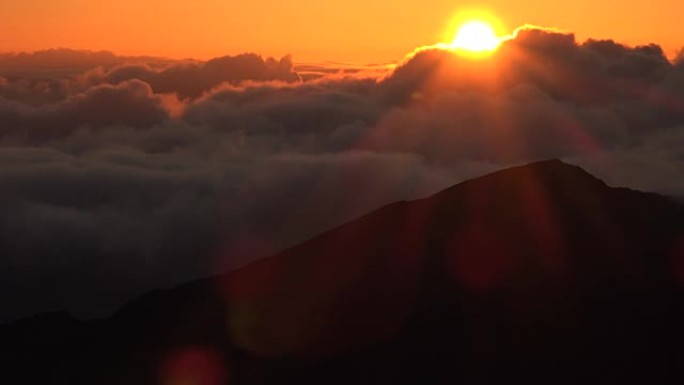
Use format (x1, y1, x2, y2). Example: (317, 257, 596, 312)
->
(0, 51, 299, 104)
(96, 54, 301, 99)
(0, 77, 75, 105)
(182, 78, 381, 145)
(0, 80, 169, 141)
(1, 28, 684, 322)
(0, 49, 123, 75)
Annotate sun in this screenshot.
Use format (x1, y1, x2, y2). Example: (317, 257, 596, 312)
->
(450, 20, 501, 54)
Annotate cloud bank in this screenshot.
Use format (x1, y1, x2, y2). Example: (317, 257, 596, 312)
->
(1, 28, 684, 321)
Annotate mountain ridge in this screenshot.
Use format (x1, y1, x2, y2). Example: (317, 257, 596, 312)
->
(2, 159, 683, 384)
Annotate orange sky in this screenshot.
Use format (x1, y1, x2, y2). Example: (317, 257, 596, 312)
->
(2, 0, 682, 63)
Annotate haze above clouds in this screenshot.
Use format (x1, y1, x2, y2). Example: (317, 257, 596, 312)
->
(1, 28, 684, 321)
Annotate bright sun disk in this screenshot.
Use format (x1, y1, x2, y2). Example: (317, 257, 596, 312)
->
(451, 21, 500, 53)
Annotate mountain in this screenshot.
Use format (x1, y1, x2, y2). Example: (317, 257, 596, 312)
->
(2, 159, 683, 384)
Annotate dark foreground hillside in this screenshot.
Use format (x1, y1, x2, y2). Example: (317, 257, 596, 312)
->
(2, 160, 683, 384)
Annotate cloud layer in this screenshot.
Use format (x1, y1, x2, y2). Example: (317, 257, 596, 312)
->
(1, 29, 684, 321)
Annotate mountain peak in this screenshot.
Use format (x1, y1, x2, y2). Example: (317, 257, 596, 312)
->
(2, 160, 683, 385)
(451, 158, 603, 191)
(222, 159, 681, 358)
(425, 159, 608, 219)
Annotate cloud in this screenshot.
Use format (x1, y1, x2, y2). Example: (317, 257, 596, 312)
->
(0, 51, 299, 104)
(1, 28, 684, 321)
(367, 27, 684, 162)
(94, 54, 301, 99)
(0, 48, 125, 76)
(0, 80, 169, 141)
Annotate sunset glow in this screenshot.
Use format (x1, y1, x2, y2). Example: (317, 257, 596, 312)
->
(1, 1, 684, 62)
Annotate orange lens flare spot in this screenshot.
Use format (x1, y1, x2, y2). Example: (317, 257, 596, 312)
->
(159, 348, 228, 385)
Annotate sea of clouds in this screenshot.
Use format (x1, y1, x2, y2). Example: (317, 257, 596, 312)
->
(1, 27, 683, 321)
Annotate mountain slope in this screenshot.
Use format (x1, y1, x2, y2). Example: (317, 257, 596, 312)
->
(2, 159, 683, 384)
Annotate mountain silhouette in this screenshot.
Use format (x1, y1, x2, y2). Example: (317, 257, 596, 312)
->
(2, 159, 683, 384)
